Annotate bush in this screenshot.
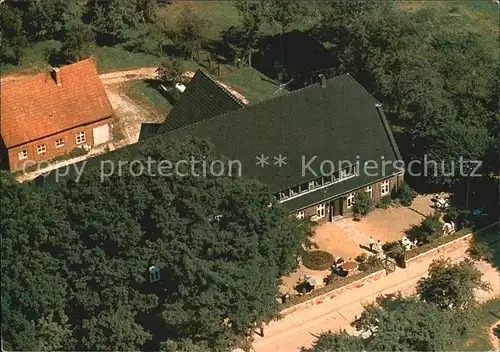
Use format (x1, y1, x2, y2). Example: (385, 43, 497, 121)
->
(377, 195, 392, 209)
(67, 147, 89, 158)
(466, 242, 494, 262)
(444, 206, 459, 223)
(302, 250, 334, 271)
(382, 241, 405, 257)
(358, 255, 383, 272)
(392, 183, 415, 206)
(406, 213, 442, 244)
(352, 191, 373, 216)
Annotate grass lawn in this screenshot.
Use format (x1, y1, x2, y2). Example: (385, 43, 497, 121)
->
(399, 1, 499, 52)
(220, 66, 288, 104)
(126, 79, 174, 116)
(455, 298, 500, 351)
(93, 46, 162, 73)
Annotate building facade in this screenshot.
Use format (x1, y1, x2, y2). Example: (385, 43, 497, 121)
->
(1, 57, 113, 171)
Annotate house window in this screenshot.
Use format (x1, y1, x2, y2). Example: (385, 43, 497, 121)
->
(322, 175, 332, 185)
(18, 150, 28, 160)
(381, 180, 390, 196)
(299, 182, 309, 193)
(37, 144, 46, 154)
(316, 203, 325, 218)
(279, 192, 289, 201)
(346, 192, 355, 208)
(290, 185, 300, 197)
(331, 171, 339, 182)
(365, 186, 373, 199)
(296, 211, 305, 220)
(55, 138, 65, 148)
(76, 131, 86, 145)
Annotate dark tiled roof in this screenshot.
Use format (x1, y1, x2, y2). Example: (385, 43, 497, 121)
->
(165, 74, 402, 190)
(157, 69, 245, 134)
(36, 74, 403, 212)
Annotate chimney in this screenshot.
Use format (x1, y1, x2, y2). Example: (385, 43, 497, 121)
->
(319, 74, 326, 88)
(52, 67, 62, 86)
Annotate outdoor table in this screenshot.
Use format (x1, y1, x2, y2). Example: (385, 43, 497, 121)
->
(342, 261, 358, 272)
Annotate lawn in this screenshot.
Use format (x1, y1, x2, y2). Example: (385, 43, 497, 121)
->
(220, 66, 288, 104)
(126, 79, 174, 116)
(93, 46, 162, 73)
(398, 0, 499, 53)
(455, 298, 500, 351)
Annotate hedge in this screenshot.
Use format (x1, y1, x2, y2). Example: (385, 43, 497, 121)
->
(405, 221, 498, 260)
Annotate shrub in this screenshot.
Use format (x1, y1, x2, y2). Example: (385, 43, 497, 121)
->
(358, 255, 383, 272)
(392, 183, 415, 206)
(67, 147, 89, 158)
(406, 213, 442, 244)
(352, 191, 373, 216)
(69, 148, 87, 158)
(302, 250, 334, 271)
(382, 241, 405, 257)
(377, 195, 392, 209)
(466, 242, 494, 262)
(156, 55, 184, 86)
(444, 206, 459, 223)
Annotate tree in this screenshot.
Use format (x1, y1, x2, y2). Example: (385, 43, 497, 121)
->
(416, 258, 491, 310)
(260, 0, 303, 35)
(229, 0, 263, 67)
(405, 213, 441, 244)
(1, 138, 311, 351)
(0, 3, 26, 65)
(156, 55, 184, 86)
(86, 0, 139, 45)
(59, 22, 95, 63)
(171, 5, 206, 61)
(300, 330, 364, 352)
(352, 191, 373, 216)
(26, 0, 83, 41)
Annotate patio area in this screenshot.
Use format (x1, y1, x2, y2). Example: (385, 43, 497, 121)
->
(279, 195, 435, 295)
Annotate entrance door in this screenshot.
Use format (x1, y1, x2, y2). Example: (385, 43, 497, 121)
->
(332, 198, 343, 217)
(92, 124, 110, 145)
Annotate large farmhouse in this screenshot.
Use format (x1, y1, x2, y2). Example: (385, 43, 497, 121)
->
(0, 58, 113, 171)
(37, 69, 404, 221)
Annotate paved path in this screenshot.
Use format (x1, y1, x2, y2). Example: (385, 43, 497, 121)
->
(253, 243, 500, 352)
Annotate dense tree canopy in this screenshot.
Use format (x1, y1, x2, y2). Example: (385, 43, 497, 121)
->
(317, 1, 499, 187)
(1, 139, 311, 351)
(416, 258, 491, 310)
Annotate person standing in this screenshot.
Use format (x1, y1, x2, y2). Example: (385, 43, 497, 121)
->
(369, 236, 375, 251)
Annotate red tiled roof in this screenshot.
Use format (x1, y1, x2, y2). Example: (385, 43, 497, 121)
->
(0, 57, 113, 148)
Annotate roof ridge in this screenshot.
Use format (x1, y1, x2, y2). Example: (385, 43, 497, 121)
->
(198, 68, 245, 107)
(375, 104, 403, 162)
(343, 73, 381, 104)
(159, 73, 350, 137)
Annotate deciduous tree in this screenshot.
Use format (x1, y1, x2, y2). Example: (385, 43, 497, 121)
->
(416, 258, 492, 309)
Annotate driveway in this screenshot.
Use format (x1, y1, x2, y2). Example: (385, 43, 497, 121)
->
(312, 195, 435, 257)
